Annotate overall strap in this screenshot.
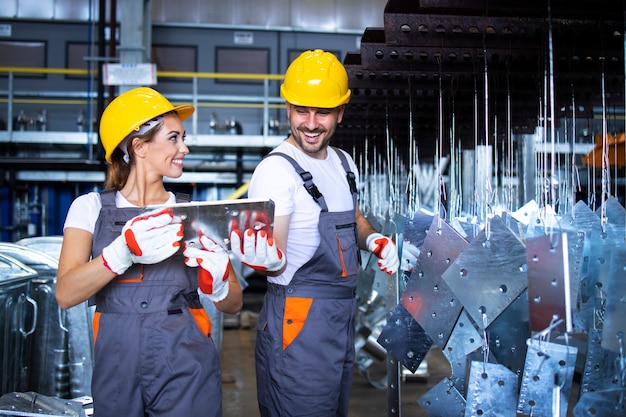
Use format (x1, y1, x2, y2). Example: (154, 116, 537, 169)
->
(331, 147, 358, 196)
(264, 152, 329, 212)
(100, 188, 117, 207)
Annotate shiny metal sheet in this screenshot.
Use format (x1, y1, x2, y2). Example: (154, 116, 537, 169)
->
(560, 201, 602, 301)
(376, 304, 434, 373)
(594, 196, 626, 226)
(486, 290, 529, 378)
(526, 233, 573, 333)
(581, 328, 620, 394)
(442, 215, 528, 330)
(573, 389, 626, 417)
(442, 309, 483, 396)
(517, 339, 578, 417)
(401, 216, 468, 348)
(600, 247, 626, 353)
(442, 309, 483, 361)
(417, 377, 466, 417)
(465, 361, 518, 417)
(145, 198, 275, 247)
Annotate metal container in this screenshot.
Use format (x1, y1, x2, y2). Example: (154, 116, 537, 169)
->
(0, 253, 37, 396)
(13, 239, 94, 399)
(0, 243, 72, 398)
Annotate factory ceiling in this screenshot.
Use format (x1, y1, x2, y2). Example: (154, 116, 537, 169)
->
(334, 0, 626, 165)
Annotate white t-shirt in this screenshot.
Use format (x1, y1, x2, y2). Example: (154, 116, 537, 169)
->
(63, 191, 177, 234)
(248, 141, 359, 285)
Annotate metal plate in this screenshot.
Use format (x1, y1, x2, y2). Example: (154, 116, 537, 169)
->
(517, 339, 578, 417)
(601, 247, 626, 353)
(560, 200, 602, 302)
(376, 303, 434, 373)
(594, 196, 626, 226)
(417, 377, 466, 417)
(465, 361, 519, 417)
(442, 215, 528, 330)
(486, 290, 530, 378)
(573, 389, 626, 417)
(145, 198, 275, 247)
(441, 309, 483, 396)
(581, 328, 620, 394)
(401, 216, 468, 348)
(526, 233, 573, 333)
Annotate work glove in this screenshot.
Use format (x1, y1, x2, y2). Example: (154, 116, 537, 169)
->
(183, 231, 231, 302)
(401, 241, 421, 273)
(230, 228, 286, 272)
(102, 207, 184, 275)
(366, 232, 400, 275)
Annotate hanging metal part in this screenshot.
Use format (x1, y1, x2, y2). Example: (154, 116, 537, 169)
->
(600, 247, 626, 353)
(581, 328, 621, 394)
(416, 377, 466, 417)
(441, 215, 527, 330)
(526, 232, 573, 334)
(517, 339, 578, 417)
(485, 290, 530, 381)
(401, 216, 468, 348)
(573, 388, 626, 417)
(465, 361, 519, 417)
(442, 309, 483, 395)
(376, 303, 433, 373)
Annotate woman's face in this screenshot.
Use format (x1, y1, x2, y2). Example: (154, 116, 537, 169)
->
(140, 113, 189, 179)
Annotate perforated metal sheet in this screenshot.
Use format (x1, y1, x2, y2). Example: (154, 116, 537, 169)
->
(560, 201, 603, 301)
(595, 195, 626, 226)
(442, 215, 528, 330)
(486, 290, 529, 378)
(517, 339, 578, 417)
(526, 233, 573, 333)
(573, 388, 626, 417)
(417, 377, 466, 417)
(442, 309, 483, 396)
(465, 361, 519, 417)
(401, 216, 468, 348)
(581, 328, 620, 394)
(601, 247, 626, 353)
(376, 303, 434, 373)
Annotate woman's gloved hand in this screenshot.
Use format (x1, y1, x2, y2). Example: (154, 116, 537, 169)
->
(230, 229, 286, 272)
(102, 207, 183, 275)
(183, 231, 231, 302)
(366, 232, 400, 275)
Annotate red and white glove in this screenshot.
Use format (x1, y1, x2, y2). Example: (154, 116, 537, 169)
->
(102, 207, 183, 275)
(183, 231, 231, 302)
(366, 232, 400, 275)
(230, 229, 286, 272)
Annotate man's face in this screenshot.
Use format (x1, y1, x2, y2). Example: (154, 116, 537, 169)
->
(286, 103, 344, 159)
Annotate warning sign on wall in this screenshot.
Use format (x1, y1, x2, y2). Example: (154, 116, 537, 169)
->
(103, 63, 157, 86)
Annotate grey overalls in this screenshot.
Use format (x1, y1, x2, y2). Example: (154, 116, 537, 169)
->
(90, 189, 222, 417)
(255, 148, 360, 417)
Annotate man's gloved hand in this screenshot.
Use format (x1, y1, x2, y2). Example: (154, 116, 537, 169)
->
(183, 231, 231, 302)
(230, 229, 286, 272)
(102, 207, 183, 275)
(401, 241, 421, 273)
(366, 232, 400, 275)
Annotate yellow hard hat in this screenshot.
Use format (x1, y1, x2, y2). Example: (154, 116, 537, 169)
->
(99, 87, 194, 163)
(280, 49, 351, 108)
